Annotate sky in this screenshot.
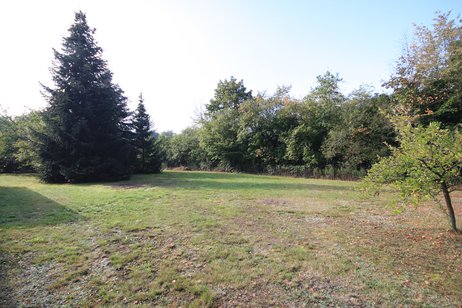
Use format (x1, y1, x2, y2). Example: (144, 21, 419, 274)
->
(1, 1, 461, 133)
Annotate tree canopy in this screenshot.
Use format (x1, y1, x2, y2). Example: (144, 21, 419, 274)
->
(386, 12, 462, 126)
(206, 76, 253, 115)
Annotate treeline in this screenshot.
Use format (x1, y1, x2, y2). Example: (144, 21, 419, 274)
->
(157, 75, 396, 179)
(1, 73, 396, 180)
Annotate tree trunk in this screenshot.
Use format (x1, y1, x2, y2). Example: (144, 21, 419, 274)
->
(441, 181, 458, 232)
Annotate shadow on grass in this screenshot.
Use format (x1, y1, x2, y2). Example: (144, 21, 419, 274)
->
(0, 187, 81, 228)
(106, 171, 354, 192)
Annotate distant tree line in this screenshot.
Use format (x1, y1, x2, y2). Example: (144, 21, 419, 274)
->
(155, 75, 396, 179)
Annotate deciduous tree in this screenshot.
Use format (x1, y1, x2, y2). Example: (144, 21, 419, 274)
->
(201, 77, 253, 170)
(323, 89, 396, 170)
(206, 76, 252, 115)
(362, 120, 462, 232)
(387, 12, 462, 126)
(284, 72, 343, 167)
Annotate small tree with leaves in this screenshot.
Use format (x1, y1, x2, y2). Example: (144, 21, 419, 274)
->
(362, 120, 462, 232)
(132, 93, 161, 173)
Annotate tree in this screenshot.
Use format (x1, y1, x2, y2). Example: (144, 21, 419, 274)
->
(238, 86, 291, 170)
(132, 93, 161, 173)
(156, 131, 175, 167)
(284, 72, 343, 167)
(206, 76, 252, 115)
(0, 114, 19, 172)
(323, 89, 396, 170)
(200, 108, 246, 171)
(201, 77, 253, 171)
(362, 120, 462, 232)
(169, 127, 206, 168)
(11, 111, 44, 171)
(387, 12, 462, 126)
(0, 111, 42, 173)
(37, 11, 133, 183)
(308, 71, 345, 106)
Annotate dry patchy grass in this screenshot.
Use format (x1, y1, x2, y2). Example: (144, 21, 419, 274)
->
(0, 171, 461, 306)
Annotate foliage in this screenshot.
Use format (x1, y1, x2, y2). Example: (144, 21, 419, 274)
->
(284, 72, 343, 167)
(362, 121, 462, 231)
(308, 71, 345, 105)
(132, 93, 161, 173)
(386, 12, 462, 126)
(237, 86, 291, 170)
(169, 127, 206, 168)
(37, 12, 133, 183)
(323, 89, 396, 169)
(11, 112, 44, 171)
(0, 114, 19, 172)
(200, 108, 247, 171)
(0, 111, 43, 172)
(156, 131, 176, 167)
(200, 76, 254, 171)
(206, 76, 252, 115)
(193, 72, 396, 178)
(155, 128, 208, 169)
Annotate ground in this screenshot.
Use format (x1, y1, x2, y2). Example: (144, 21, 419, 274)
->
(0, 171, 461, 307)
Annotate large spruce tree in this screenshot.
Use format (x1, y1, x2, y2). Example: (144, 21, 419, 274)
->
(37, 11, 133, 183)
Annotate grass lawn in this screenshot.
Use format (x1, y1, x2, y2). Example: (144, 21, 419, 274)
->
(0, 171, 461, 306)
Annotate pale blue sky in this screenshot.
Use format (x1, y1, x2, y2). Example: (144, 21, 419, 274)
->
(1, 1, 461, 132)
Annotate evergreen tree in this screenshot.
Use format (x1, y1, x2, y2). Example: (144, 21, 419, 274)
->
(132, 93, 161, 173)
(37, 11, 133, 183)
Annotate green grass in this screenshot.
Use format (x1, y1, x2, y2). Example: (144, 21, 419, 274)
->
(0, 171, 461, 306)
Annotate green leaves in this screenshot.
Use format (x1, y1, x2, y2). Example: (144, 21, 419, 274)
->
(206, 76, 252, 115)
(387, 12, 462, 126)
(322, 92, 395, 170)
(361, 120, 462, 229)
